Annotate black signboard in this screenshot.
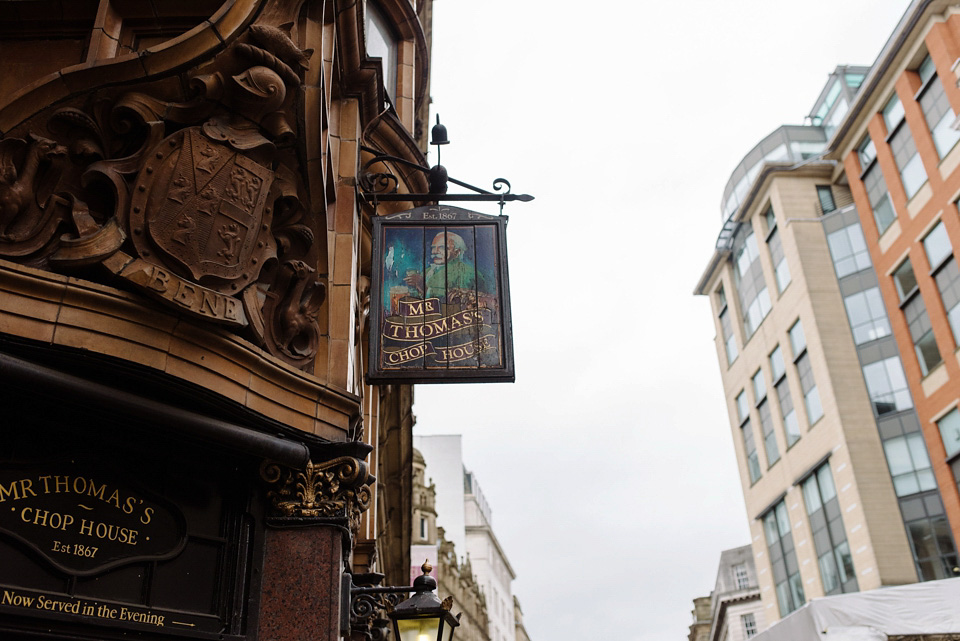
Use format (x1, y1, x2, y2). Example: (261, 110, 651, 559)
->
(368, 206, 514, 383)
(0, 462, 186, 576)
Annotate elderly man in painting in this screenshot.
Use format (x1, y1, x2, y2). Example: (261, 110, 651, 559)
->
(404, 231, 485, 304)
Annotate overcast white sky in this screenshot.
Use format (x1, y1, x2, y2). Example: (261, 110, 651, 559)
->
(412, 2, 911, 639)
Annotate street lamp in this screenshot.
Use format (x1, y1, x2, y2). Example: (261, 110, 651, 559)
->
(388, 561, 461, 641)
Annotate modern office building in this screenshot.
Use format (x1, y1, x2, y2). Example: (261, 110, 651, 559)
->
(0, 0, 440, 640)
(827, 0, 960, 566)
(695, 4, 960, 622)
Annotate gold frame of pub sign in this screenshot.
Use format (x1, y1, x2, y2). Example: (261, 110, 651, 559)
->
(368, 205, 514, 383)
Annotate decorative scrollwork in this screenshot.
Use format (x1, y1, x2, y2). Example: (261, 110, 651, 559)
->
(350, 588, 409, 641)
(491, 177, 512, 194)
(260, 457, 373, 535)
(350, 591, 407, 641)
(359, 170, 400, 195)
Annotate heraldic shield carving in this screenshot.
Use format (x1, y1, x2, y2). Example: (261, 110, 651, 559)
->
(0, 23, 326, 370)
(129, 128, 275, 289)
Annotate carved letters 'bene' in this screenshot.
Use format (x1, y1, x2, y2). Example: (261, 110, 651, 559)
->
(0, 23, 325, 370)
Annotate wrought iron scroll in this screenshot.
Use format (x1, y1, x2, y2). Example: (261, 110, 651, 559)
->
(357, 145, 533, 212)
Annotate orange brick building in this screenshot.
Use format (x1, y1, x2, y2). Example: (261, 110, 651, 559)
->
(832, 0, 960, 566)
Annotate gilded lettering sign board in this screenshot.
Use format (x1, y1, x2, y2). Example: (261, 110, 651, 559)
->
(0, 463, 186, 576)
(368, 206, 514, 383)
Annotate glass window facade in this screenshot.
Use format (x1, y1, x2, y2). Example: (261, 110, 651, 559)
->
(889, 122, 927, 199)
(768, 227, 791, 294)
(933, 257, 960, 345)
(904, 293, 942, 375)
(802, 464, 857, 595)
(817, 185, 837, 214)
(937, 408, 960, 459)
(754, 369, 779, 466)
(734, 226, 771, 338)
(862, 356, 913, 415)
(828, 222, 872, 278)
(718, 286, 738, 365)
(918, 57, 960, 158)
(763, 501, 804, 617)
(844, 287, 891, 345)
(884, 432, 937, 497)
(738, 391, 761, 483)
(883, 94, 906, 132)
(863, 161, 896, 234)
(789, 321, 822, 424)
(894, 258, 919, 301)
(899, 491, 960, 581)
(770, 345, 800, 446)
(923, 221, 952, 270)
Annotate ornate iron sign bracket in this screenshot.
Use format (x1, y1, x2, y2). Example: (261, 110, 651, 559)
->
(344, 573, 411, 641)
(357, 117, 534, 214)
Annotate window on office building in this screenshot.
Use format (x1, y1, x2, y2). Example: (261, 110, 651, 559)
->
(899, 491, 960, 581)
(802, 463, 858, 595)
(924, 222, 960, 345)
(844, 287, 892, 344)
(862, 356, 913, 416)
(790, 320, 823, 424)
(754, 369, 780, 466)
(771, 345, 801, 446)
(827, 221, 872, 278)
(718, 286, 738, 365)
(766, 220, 791, 293)
(917, 55, 960, 158)
(817, 185, 837, 214)
(734, 562, 750, 590)
(860, 136, 897, 233)
(734, 225, 772, 338)
(895, 258, 942, 375)
(763, 501, 805, 617)
(742, 613, 758, 638)
(885, 94, 928, 198)
(937, 408, 960, 460)
(738, 390, 761, 483)
(884, 432, 937, 497)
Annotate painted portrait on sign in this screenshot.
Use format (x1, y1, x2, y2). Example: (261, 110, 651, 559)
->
(377, 223, 503, 372)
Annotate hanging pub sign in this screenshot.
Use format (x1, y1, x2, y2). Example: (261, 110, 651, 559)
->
(368, 205, 514, 383)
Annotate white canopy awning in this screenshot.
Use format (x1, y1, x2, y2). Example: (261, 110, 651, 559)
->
(752, 577, 960, 641)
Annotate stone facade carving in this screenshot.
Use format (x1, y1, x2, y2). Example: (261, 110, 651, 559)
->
(261, 458, 373, 536)
(0, 21, 325, 370)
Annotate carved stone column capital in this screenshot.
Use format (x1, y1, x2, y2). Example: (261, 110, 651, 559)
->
(260, 457, 373, 535)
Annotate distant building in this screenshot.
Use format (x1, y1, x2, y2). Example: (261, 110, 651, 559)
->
(689, 546, 765, 641)
(514, 596, 532, 641)
(414, 435, 528, 641)
(688, 596, 712, 641)
(412, 448, 489, 641)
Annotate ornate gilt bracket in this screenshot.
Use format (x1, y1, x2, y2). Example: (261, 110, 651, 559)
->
(260, 457, 373, 535)
(349, 574, 408, 641)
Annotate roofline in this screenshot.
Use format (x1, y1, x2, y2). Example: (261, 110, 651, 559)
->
(694, 161, 835, 296)
(465, 523, 517, 579)
(827, 0, 937, 154)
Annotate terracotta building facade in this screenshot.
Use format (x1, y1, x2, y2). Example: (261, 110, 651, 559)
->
(0, 0, 436, 639)
(831, 0, 960, 568)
